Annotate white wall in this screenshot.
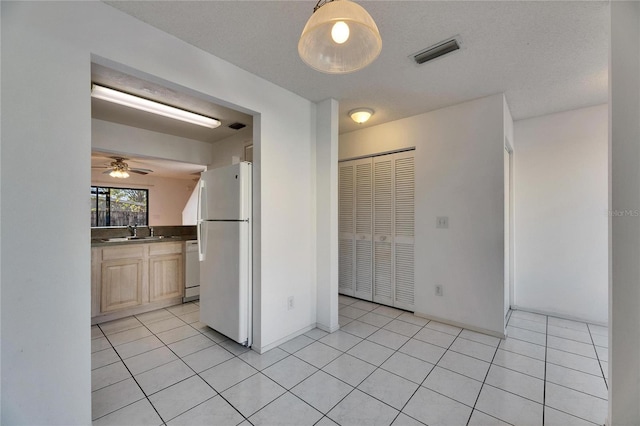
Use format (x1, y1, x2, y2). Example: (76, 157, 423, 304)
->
(1, 2, 323, 423)
(208, 128, 253, 169)
(93, 118, 214, 166)
(513, 105, 608, 324)
(91, 170, 196, 226)
(610, 2, 640, 424)
(340, 94, 508, 336)
(182, 185, 199, 225)
(0, 3, 3, 417)
(181, 129, 253, 225)
(314, 99, 339, 332)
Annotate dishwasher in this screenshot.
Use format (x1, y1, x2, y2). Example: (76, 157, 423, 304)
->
(184, 240, 200, 302)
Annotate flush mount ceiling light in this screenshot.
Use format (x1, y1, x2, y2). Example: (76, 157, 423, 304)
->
(298, 0, 382, 74)
(349, 108, 374, 124)
(91, 84, 221, 129)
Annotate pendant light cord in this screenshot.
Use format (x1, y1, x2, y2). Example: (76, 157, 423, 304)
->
(313, 0, 333, 13)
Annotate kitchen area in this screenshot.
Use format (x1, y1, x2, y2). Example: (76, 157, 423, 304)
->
(89, 62, 254, 330)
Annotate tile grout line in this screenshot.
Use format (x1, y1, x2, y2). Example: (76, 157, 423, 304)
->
(98, 305, 253, 425)
(94, 322, 165, 424)
(389, 321, 463, 426)
(587, 323, 609, 390)
(466, 336, 504, 426)
(155, 330, 252, 425)
(95, 297, 606, 425)
(302, 307, 426, 423)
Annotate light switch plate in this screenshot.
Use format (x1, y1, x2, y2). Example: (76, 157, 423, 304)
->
(436, 216, 449, 229)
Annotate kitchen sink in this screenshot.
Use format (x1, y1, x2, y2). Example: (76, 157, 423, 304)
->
(101, 235, 181, 242)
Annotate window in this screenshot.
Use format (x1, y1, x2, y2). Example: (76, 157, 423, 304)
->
(91, 186, 149, 227)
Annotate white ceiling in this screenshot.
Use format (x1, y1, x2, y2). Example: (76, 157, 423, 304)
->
(92, 63, 253, 143)
(104, 0, 609, 134)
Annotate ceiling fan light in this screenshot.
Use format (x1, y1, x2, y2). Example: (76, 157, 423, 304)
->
(109, 169, 130, 179)
(298, 0, 382, 74)
(349, 108, 374, 124)
(91, 84, 221, 129)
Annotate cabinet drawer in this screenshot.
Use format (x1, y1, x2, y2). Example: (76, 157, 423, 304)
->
(149, 242, 183, 256)
(102, 245, 145, 261)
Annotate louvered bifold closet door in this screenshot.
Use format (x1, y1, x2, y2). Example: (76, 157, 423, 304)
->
(393, 152, 415, 310)
(354, 158, 373, 300)
(338, 162, 355, 296)
(372, 155, 394, 305)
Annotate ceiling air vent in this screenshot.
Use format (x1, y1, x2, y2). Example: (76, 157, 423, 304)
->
(412, 37, 461, 65)
(228, 122, 247, 130)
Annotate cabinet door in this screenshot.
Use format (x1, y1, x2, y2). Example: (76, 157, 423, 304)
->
(354, 158, 373, 300)
(393, 152, 415, 311)
(339, 162, 355, 296)
(373, 155, 394, 306)
(149, 254, 183, 302)
(372, 151, 415, 310)
(101, 258, 143, 313)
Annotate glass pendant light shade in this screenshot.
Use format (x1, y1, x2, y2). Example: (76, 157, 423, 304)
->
(298, 0, 382, 74)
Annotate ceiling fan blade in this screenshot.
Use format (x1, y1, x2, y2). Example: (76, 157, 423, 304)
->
(129, 169, 150, 175)
(102, 170, 113, 175)
(131, 168, 154, 173)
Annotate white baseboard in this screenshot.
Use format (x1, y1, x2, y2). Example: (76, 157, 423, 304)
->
(413, 311, 506, 339)
(316, 322, 340, 333)
(511, 305, 608, 327)
(252, 324, 315, 354)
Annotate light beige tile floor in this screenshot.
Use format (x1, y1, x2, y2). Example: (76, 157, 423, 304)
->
(91, 296, 609, 425)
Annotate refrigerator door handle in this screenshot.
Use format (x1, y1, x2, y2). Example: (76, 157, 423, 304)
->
(197, 178, 206, 223)
(197, 221, 205, 261)
(197, 179, 206, 261)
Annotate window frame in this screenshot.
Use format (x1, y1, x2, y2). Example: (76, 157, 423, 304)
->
(91, 186, 149, 227)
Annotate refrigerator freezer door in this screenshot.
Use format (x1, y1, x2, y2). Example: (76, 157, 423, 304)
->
(199, 221, 251, 345)
(199, 162, 251, 221)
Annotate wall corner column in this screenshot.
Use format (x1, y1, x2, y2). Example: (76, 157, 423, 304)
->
(315, 98, 339, 332)
(610, 1, 640, 424)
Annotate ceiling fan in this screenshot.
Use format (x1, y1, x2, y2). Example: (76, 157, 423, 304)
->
(93, 157, 153, 178)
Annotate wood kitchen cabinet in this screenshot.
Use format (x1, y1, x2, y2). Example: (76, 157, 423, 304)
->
(149, 243, 183, 302)
(92, 241, 184, 324)
(101, 258, 144, 312)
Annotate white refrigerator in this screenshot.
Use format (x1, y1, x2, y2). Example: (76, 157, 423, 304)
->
(197, 162, 252, 347)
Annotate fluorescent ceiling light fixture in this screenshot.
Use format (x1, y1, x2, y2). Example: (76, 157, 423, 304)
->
(298, 0, 382, 74)
(349, 108, 374, 124)
(91, 84, 221, 129)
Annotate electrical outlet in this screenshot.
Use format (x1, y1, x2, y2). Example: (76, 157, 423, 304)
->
(435, 285, 443, 296)
(287, 296, 294, 310)
(436, 216, 449, 229)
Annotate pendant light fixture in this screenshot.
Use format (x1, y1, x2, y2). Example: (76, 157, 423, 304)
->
(298, 0, 382, 74)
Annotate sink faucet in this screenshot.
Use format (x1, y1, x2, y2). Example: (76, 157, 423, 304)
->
(127, 225, 138, 237)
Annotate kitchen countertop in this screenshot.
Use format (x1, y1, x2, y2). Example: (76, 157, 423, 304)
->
(91, 235, 196, 247)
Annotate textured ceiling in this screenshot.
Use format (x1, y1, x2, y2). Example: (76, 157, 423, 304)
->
(105, 1, 609, 134)
(92, 63, 253, 143)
